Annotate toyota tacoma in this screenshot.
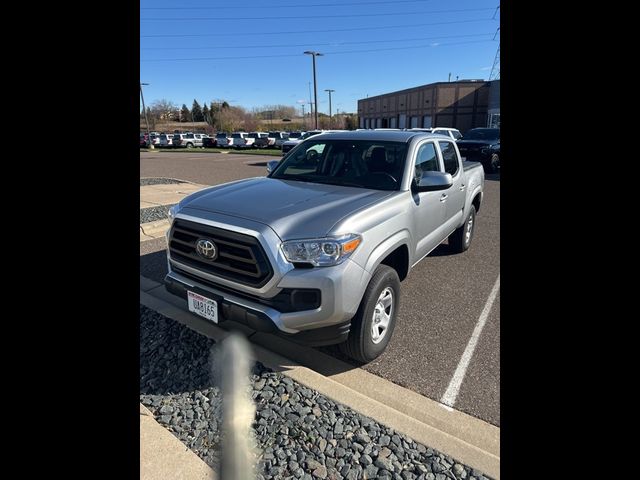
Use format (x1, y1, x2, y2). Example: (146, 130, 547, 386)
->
(164, 130, 484, 362)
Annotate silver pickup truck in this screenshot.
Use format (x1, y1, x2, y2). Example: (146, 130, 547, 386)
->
(164, 130, 484, 362)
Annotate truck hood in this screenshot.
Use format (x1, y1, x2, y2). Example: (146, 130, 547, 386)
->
(181, 177, 393, 240)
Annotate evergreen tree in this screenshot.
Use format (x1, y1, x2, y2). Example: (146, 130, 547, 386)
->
(202, 104, 210, 125)
(192, 99, 204, 122)
(180, 104, 190, 122)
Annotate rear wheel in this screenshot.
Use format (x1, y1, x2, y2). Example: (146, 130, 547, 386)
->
(339, 265, 400, 363)
(186, 142, 194, 149)
(448, 205, 476, 253)
(487, 153, 499, 173)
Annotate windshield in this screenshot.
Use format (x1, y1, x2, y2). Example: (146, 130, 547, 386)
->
(463, 128, 499, 140)
(270, 139, 408, 191)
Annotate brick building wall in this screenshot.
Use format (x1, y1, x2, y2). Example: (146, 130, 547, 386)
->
(357, 80, 494, 131)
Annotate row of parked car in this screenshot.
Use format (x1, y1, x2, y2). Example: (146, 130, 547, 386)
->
(139, 131, 305, 150)
(139, 126, 500, 173)
(281, 127, 500, 173)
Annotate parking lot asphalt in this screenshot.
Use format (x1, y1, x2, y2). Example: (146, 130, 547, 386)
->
(140, 150, 500, 426)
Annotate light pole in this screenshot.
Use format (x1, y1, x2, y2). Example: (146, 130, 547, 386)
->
(140, 82, 153, 149)
(324, 89, 335, 128)
(304, 51, 323, 129)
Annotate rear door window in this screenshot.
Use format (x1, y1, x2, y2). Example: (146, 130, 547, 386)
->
(438, 141, 459, 176)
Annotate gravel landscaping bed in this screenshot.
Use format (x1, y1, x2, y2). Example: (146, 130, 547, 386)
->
(140, 177, 186, 186)
(139, 305, 492, 480)
(140, 204, 175, 224)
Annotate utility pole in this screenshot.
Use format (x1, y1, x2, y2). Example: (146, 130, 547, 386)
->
(324, 89, 335, 128)
(140, 82, 153, 149)
(448, 73, 451, 82)
(304, 51, 323, 129)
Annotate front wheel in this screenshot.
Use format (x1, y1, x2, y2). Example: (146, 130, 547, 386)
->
(339, 265, 400, 363)
(448, 205, 476, 253)
(186, 142, 194, 149)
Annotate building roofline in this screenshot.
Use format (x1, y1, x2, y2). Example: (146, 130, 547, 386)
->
(358, 80, 492, 103)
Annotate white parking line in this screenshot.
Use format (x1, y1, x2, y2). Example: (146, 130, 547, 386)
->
(441, 275, 500, 408)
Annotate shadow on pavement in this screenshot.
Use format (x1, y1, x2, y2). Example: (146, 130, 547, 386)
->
(140, 250, 169, 284)
(485, 172, 500, 182)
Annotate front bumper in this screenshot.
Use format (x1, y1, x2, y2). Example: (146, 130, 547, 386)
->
(164, 268, 359, 346)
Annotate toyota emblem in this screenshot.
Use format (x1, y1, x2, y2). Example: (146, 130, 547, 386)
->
(195, 239, 217, 260)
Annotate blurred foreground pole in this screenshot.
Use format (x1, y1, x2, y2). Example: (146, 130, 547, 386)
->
(220, 334, 256, 480)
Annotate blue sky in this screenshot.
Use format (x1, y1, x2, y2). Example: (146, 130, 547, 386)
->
(140, 0, 500, 114)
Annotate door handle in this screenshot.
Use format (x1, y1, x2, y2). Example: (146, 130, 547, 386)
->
(440, 194, 448, 202)
(459, 184, 465, 191)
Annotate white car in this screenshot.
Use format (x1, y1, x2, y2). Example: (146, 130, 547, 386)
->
(407, 127, 462, 140)
(281, 130, 348, 155)
(231, 132, 256, 149)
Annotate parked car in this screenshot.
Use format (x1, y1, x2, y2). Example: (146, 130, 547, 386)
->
(288, 131, 305, 140)
(149, 134, 161, 147)
(159, 133, 174, 148)
(173, 132, 207, 148)
(267, 131, 288, 149)
(215, 132, 233, 148)
(202, 136, 217, 148)
(248, 132, 270, 148)
(281, 130, 347, 155)
(163, 130, 484, 363)
(456, 128, 500, 173)
(231, 132, 256, 149)
(140, 134, 148, 147)
(407, 127, 462, 140)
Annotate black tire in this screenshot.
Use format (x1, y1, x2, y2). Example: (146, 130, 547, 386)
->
(448, 204, 476, 253)
(339, 265, 401, 363)
(484, 153, 499, 173)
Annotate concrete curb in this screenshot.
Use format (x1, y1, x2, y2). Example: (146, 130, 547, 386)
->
(140, 220, 170, 242)
(139, 275, 500, 479)
(140, 403, 216, 480)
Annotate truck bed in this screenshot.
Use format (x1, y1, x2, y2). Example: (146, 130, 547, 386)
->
(462, 160, 483, 172)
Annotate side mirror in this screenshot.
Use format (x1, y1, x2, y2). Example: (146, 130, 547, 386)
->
(266, 160, 279, 175)
(412, 171, 453, 192)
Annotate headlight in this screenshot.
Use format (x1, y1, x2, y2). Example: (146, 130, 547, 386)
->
(282, 234, 362, 266)
(168, 205, 178, 223)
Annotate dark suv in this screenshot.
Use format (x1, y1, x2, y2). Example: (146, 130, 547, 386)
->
(456, 128, 500, 173)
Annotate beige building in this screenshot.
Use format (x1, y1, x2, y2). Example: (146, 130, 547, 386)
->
(357, 80, 498, 132)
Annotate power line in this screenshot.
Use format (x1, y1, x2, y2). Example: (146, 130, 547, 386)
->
(140, 18, 495, 38)
(489, 44, 500, 80)
(141, 39, 495, 62)
(141, 0, 436, 9)
(141, 32, 495, 50)
(141, 8, 496, 21)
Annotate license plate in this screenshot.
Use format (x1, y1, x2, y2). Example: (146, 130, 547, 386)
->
(187, 291, 218, 323)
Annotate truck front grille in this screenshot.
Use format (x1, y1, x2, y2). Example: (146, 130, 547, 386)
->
(168, 219, 273, 288)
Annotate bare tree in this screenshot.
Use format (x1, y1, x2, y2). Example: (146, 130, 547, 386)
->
(150, 99, 178, 122)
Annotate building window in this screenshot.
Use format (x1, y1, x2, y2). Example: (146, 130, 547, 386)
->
(390, 117, 397, 128)
(410, 116, 419, 128)
(487, 113, 500, 128)
(359, 117, 365, 129)
(398, 114, 406, 129)
(422, 115, 432, 128)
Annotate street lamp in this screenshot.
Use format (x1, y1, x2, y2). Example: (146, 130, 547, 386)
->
(303, 51, 323, 129)
(140, 82, 153, 149)
(324, 89, 335, 128)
